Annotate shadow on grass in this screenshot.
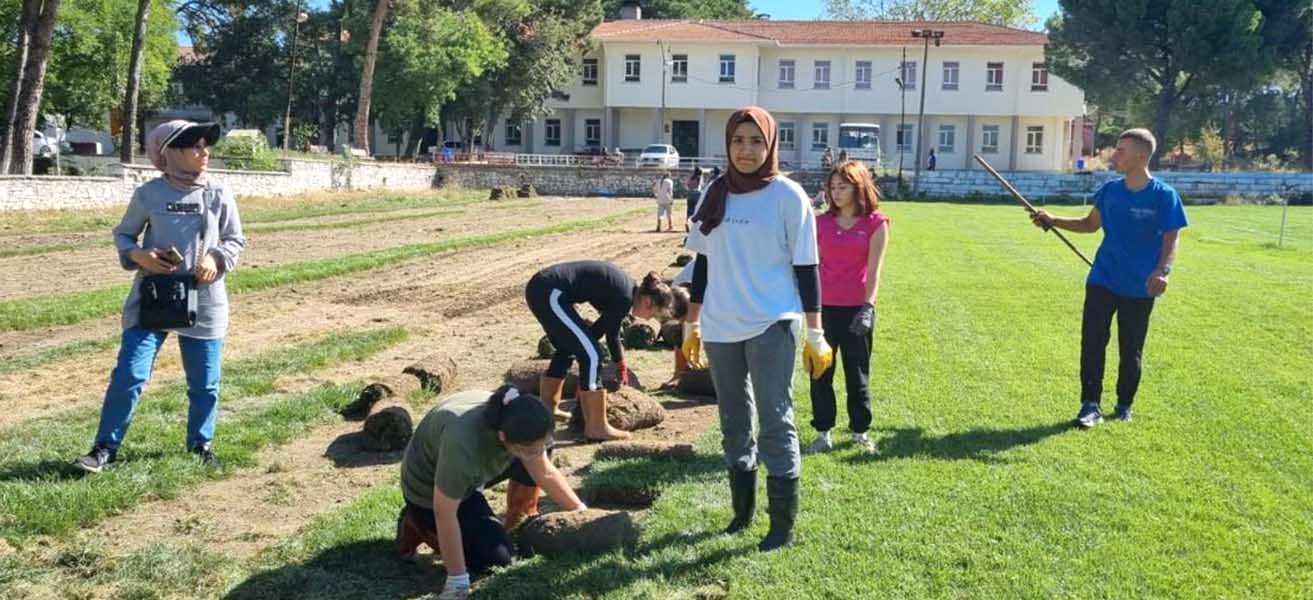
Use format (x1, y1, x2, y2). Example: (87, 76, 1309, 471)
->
(477, 529, 751, 599)
(846, 422, 1072, 464)
(323, 432, 405, 469)
(223, 539, 441, 600)
(0, 447, 176, 483)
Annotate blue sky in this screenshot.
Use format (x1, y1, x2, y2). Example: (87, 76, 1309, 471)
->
(752, 0, 1061, 27)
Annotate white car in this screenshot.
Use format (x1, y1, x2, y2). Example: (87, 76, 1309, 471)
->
(638, 144, 679, 168)
(33, 131, 60, 158)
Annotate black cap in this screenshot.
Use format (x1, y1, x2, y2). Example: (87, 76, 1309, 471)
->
(165, 122, 221, 149)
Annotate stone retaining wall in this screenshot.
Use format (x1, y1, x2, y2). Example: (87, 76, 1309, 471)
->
(0, 159, 439, 211)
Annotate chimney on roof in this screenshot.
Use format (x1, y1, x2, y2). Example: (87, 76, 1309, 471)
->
(619, 1, 642, 20)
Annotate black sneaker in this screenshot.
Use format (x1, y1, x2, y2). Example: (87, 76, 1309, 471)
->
(1073, 403, 1103, 429)
(73, 445, 117, 473)
(190, 444, 222, 469)
(1113, 403, 1133, 422)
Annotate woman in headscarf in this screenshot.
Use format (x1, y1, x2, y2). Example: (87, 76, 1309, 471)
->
(73, 120, 246, 473)
(682, 106, 832, 552)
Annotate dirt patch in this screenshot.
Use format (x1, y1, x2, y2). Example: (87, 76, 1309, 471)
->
(515, 510, 639, 557)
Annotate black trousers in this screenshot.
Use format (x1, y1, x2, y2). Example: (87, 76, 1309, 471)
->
(809, 305, 873, 434)
(1080, 284, 1155, 407)
(525, 276, 603, 390)
(404, 492, 512, 575)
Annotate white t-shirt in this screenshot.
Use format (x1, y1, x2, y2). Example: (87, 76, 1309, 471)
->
(653, 178, 674, 205)
(686, 176, 819, 343)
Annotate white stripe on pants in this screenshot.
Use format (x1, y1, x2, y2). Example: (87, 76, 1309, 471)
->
(548, 289, 600, 391)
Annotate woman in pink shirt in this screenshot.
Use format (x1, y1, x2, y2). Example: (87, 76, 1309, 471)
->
(808, 161, 890, 454)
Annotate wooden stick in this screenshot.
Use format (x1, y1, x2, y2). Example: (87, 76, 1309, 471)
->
(973, 154, 1094, 267)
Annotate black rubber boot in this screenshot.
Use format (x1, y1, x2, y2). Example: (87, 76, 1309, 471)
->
(723, 467, 757, 534)
(758, 476, 799, 552)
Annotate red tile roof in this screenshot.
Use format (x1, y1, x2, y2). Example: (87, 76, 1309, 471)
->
(591, 20, 1048, 46)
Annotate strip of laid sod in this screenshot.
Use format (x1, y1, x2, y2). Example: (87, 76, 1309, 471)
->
(0, 335, 118, 378)
(198, 203, 1304, 600)
(0, 325, 406, 541)
(0, 189, 487, 237)
(0, 206, 645, 333)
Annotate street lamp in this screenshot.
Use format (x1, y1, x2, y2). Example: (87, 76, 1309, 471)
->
(910, 28, 943, 196)
(283, 4, 309, 153)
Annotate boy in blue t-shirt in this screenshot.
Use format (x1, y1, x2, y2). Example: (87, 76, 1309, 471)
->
(1032, 129, 1188, 428)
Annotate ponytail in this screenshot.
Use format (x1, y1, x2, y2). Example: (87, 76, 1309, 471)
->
(483, 385, 551, 445)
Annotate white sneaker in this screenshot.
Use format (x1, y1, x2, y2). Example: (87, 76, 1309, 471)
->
(853, 433, 878, 454)
(806, 432, 833, 454)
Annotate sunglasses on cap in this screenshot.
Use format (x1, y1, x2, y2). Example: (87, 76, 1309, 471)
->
(164, 123, 221, 149)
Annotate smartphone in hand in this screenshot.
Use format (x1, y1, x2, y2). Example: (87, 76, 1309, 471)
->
(162, 247, 185, 266)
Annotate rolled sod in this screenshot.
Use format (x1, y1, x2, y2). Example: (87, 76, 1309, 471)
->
(622, 323, 657, 350)
(537, 335, 556, 359)
(677, 368, 716, 400)
(659, 320, 683, 348)
(594, 441, 695, 461)
(361, 405, 414, 451)
(402, 353, 459, 394)
(340, 374, 420, 420)
(568, 386, 665, 432)
(504, 360, 640, 397)
(516, 510, 639, 557)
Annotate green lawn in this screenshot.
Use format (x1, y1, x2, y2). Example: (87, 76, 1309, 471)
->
(1, 204, 1308, 599)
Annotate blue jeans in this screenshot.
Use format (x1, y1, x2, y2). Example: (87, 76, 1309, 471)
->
(94, 326, 224, 450)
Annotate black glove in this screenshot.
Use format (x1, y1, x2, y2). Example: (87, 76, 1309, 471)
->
(848, 303, 875, 337)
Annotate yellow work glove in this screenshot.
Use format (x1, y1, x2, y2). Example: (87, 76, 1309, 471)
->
(681, 322, 704, 369)
(802, 327, 833, 380)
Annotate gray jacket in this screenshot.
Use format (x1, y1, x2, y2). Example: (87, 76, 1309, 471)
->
(113, 178, 246, 339)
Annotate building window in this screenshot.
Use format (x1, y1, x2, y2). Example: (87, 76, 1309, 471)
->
(854, 61, 872, 89)
(980, 125, 999, 153)
(897, 124, 914, 152)
(719, 54, 736, 83)
(986, 62, 1004, 91)
(624, 54, 641, 82)
(779, 122, 796, 150)
(778, 59, 795, 88)
(1026, 126, 1044, 154)
(899, 61, 917, 89)
(581, 58, 598, 86)
(504, 120, 522, 146)
(814, 60, 831, 89)
(585, 119, 602, 146)
(811, 122, 829, 150)
(671, 54, 688, 83)
(942, 61, 959, 90)
(1031, 62, 1048, 92)
(545, 119, 561, 146)
(937, 125, 955, 153)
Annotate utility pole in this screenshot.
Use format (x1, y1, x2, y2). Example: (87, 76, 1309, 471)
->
(283, 2, 308, 153)
(911, 28, 942, 196)
(659, 41, 667, 144)
(897, 46, 906, 185)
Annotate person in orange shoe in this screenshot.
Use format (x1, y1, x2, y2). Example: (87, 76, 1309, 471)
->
(396, 386, 586, 599)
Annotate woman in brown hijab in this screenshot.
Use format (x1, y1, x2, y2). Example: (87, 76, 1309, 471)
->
(682, 106, 832, 552)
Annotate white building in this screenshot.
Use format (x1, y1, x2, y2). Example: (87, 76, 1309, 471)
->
(486, 17, 1086, 172)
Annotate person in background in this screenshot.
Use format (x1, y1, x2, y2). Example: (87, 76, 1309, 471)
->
(74, 120, 246, 474)
(838, 149, 849, 163)
(927, 148, 937, 171)
(1031, 128, 1188, 428)
(808, 161, 890, 454)
(653, 171, 675, 232)
(685, 167, 705, 232)
(822, 147, 835, 170)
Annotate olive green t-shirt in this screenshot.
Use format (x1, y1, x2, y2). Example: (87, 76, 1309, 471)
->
(401, 389, 511, 509)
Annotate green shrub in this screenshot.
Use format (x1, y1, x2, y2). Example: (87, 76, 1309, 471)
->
(214, 136, 284, 172)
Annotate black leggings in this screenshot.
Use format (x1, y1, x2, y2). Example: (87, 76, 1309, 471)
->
(809, 305, 873, 433)
(526, 276, 603, 391)
(1080, 285, 1155, 406)
(403, 492, 512, 575)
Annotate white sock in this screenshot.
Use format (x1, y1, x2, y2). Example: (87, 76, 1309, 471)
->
(817, 430, 831, 443)
(853, 432, 868, 442)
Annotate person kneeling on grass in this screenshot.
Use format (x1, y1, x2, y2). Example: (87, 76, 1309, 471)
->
(659, 274, 694, 390)
(396, 386, 588, 600)
(74, 120, 246, 473)
(1031, 128, 1188, 429)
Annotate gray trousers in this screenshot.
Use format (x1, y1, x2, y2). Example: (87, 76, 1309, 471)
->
(704, 320, 801, 479)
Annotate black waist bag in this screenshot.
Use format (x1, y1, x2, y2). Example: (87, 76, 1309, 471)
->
(139, 274, 198, 330)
